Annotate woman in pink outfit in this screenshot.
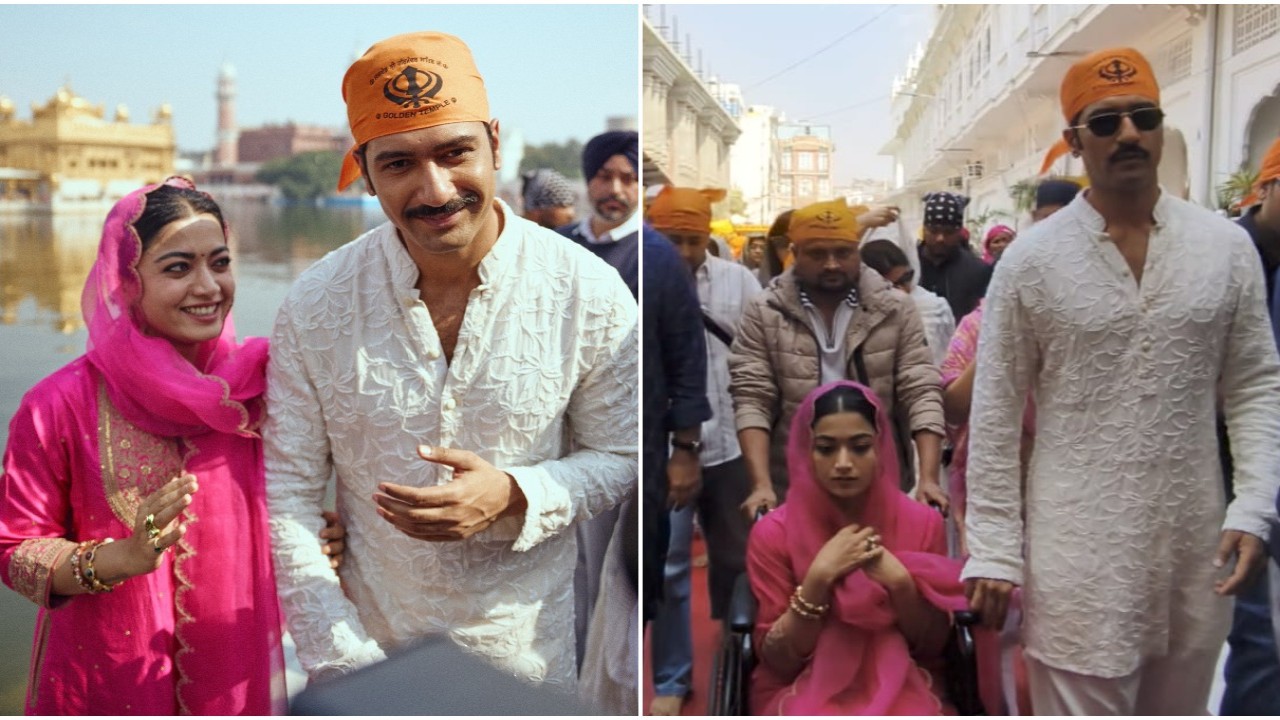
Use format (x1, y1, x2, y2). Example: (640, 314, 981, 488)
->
(981, 225, 1016, 265)
(745, 381, 1000, 715)
(0, 178, 340, 714)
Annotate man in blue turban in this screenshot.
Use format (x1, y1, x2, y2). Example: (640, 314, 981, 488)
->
(559, 130, 640, 299)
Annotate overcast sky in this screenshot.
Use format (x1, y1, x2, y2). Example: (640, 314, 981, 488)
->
(645, 3, 935, 183)
(0, 4, 638, 153)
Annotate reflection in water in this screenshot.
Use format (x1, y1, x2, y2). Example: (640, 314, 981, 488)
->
(0, 212, 100, 334)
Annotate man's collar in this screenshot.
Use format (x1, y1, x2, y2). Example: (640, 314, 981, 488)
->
(798, 282, 859, 311)
(580, 209, 640, 245)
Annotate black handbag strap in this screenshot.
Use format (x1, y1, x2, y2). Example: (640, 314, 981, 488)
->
(702, 310, 734, 346)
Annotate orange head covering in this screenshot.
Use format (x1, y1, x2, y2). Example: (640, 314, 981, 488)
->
(1039, 137, 1071, 175)
(337, 32, 491, 191)
(645, 186, 726, 234)
(1243, 136, 1280, 208)
(1060, 47, 1160, 125)
(787, 200, 868, 245)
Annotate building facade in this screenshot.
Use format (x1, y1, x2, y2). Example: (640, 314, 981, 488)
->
(0, 87, 175, 203)
(882, 4, 1280, 233)
(777, 123, 834, 213)
(237, 123, 349, 164)
(642, 13, 739, 207)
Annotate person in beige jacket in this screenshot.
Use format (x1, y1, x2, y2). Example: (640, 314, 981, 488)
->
(729, 199, 946, 517)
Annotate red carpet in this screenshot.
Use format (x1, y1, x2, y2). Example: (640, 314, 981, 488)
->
(643, 533, 720, 716)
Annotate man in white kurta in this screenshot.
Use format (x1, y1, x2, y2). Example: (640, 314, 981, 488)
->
(962, 47, 1280, 714)
(264, 32, 636, 693)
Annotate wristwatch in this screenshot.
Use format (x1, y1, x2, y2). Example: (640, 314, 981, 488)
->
(671, 438, 703, 454)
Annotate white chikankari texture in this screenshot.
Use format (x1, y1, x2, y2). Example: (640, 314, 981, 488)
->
(264, 204, 637, 688)
(962, 192, 1280, 677)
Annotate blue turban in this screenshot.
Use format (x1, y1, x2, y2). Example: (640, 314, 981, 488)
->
(582, 130, 638, 180)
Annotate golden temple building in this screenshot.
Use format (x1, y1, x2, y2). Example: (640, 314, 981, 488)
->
(0, 86, 175, 204)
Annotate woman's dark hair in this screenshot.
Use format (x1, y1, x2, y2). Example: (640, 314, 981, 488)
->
(811, 385, 878, 430)
(859, 239, 910, 276)
(761, 209, 794, 280)
(133, 184, 226, 251)
(767, 209, 793, 240)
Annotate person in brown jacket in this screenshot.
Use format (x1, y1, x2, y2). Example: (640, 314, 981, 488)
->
(729, 199, 947, 517)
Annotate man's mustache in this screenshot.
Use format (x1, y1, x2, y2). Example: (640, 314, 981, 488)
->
(595, 194, 629, 208)
(406, 193, 481, 219)
(1110, 145, 1150, 164)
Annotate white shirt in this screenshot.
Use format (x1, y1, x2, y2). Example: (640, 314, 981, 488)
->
(909, 284, 956, 367)
(264, 202, 638, 688)
(576, 209, 640, 245)
(962, 191, 1280, 677)
(694, 255, 762, 466)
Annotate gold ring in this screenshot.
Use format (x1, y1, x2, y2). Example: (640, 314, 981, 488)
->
(144, 514, 160, 540)
(866, 538, 879, 551)
(152, 538, 164, 554)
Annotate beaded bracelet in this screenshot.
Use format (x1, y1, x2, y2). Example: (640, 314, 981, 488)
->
(81, 538, 118, 593)
(788, 594, 824, 621)
(792, 586, 829, 616)
(69, 540, 93, 592)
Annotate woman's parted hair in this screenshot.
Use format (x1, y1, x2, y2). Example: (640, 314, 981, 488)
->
(810, 384, 878, 431)
(132, 183, 226, 252)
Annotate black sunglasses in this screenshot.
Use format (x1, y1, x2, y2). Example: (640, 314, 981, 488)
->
(1073, 107, 1164, 137)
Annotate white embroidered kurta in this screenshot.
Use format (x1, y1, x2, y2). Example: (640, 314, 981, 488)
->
(264, 204, 638, 689)
(962, 191, 1280, 677)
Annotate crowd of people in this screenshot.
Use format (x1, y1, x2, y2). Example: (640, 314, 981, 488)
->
(644, 46, 1280, 715)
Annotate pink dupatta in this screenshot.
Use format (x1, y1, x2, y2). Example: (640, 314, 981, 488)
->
(747, 381, 1001, 715)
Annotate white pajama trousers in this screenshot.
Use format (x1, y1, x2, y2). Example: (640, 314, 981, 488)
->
(1025, 647, 1219, 715)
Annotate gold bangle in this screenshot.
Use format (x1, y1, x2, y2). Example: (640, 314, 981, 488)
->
(82, 539, 119, 593)
(69, 541, 94, 592)
(788, 594, 824, 621)
(792, 586, 829, 616)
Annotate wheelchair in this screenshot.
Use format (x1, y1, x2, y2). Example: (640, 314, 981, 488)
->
(707, 506, 987, 716)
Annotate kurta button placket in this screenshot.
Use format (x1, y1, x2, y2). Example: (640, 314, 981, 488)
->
(443, 397, 456, 412)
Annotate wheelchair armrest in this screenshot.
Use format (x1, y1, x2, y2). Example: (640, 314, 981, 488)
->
(726, 572, 758, 634)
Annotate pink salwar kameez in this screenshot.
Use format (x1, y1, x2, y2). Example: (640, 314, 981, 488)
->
(0, 179, 285, 714)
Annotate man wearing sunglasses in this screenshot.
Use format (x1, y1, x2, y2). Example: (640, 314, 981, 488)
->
(961, 47, 1280, 714)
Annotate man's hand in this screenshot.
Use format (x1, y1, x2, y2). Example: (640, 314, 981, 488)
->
(1214, 530, 1267, 596)
(915, 482, 950, 515)
(857, 205, 900, 230)
(739, 485, 777, 521)
(666, 448, 701, 509)
(965, 577, 1017, 630)
(373, 445, 528, 542)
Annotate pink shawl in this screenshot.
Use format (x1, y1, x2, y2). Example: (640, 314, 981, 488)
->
(84, 177, 269, 438)
(0, 178, 283, 714)
(747, 381, 1001, 715)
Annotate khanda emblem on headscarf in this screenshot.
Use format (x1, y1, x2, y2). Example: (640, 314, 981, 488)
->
(816, 209, 841, 225)
(384, 66, 444, 108)
(1098, 58, 1137, 84)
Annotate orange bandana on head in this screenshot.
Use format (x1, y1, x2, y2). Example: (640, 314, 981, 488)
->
(1243, 136, 1280, 207)
(1060, 47, 1160, 125)
(645, 187, 727, 234)
(337, 32, 491, 191)
(788, 200, 866, 245)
